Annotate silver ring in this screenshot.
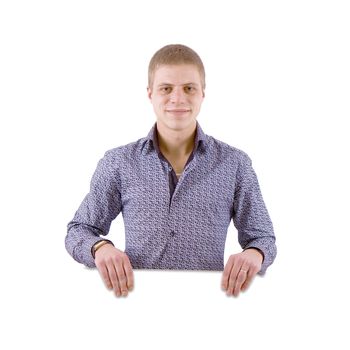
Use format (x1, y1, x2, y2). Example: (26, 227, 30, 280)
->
(240, 269, 248, 273)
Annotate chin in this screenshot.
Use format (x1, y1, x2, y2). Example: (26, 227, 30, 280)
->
(157, 112, 197, 126)
(165, 118, 194, 129)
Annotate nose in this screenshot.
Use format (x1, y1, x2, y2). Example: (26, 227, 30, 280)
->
(170, 87, 186, 104)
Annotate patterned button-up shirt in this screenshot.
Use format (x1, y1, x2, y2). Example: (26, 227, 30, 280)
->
(65, 121, 276, 274)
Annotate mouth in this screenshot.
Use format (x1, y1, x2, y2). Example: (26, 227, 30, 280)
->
(165, 109, 191, 115)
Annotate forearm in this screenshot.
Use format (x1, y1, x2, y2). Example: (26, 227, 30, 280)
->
(237, 212, 277, 275)
(65, 221, 112, 268)
(233, 152, 277, 275)
(65, 150, 122, 267)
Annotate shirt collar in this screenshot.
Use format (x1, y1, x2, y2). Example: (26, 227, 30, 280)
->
(142, 121, 208, 155)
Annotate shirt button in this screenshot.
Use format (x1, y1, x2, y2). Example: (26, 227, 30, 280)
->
(168, 166, 172, 172)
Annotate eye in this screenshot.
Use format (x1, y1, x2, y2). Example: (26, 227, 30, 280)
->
(184, 85, 196, 93)
(160, 86, 172, 94)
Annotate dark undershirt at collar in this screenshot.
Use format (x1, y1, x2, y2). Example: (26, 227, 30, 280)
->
(151, 123, 201, 198)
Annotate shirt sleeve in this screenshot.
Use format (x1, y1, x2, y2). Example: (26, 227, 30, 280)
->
(65, 150, 122, 268)
(232, 153, 277, 275)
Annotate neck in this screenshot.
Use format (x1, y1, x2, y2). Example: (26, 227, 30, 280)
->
(156, 121, 196, 158)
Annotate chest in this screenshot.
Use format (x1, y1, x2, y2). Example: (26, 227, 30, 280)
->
(120, 152, 236, 218)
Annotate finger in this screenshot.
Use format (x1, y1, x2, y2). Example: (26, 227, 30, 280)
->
(227, 259, 242, 296)
(221, 258, 234, 291)
(241, 266, 259, 292)
(106, 261, 121, 297)
(241, 276, 252, 291)
(123, 259, 134, 291)
(97, 262, 113, 290)
(233, 264, 249, 296)
(115, 261, 128, 296)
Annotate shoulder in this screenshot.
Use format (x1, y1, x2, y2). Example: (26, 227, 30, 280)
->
(101, 136, 147, 163)
(92, 137, 146, 183)
(206, 134, 252, 165)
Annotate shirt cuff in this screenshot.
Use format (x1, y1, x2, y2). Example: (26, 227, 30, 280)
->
(243, 241, 276, 275)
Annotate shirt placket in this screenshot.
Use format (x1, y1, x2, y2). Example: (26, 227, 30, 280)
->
(168, 155, 198, 211)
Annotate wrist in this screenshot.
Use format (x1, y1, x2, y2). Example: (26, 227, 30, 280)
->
(244, 247, 264, 263)
(91, 240, 113, 259)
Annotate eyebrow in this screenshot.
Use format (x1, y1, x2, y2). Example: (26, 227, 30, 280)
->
(157, 82, 200, 88)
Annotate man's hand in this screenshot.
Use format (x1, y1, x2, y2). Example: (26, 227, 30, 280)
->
(221, 248, 263, 297)
(94, 244, 134, 297)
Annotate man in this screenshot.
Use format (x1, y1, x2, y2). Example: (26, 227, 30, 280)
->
(65, 44, 277, 298)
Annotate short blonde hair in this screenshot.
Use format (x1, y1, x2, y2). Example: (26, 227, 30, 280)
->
(148, 44, 206, 90)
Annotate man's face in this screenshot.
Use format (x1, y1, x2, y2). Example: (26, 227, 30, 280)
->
(147, 64, 205, 132)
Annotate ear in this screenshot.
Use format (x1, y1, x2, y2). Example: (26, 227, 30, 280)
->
(147, 87, 152, 100)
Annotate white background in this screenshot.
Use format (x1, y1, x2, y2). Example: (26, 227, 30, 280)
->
(1, 0, 349, 349)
